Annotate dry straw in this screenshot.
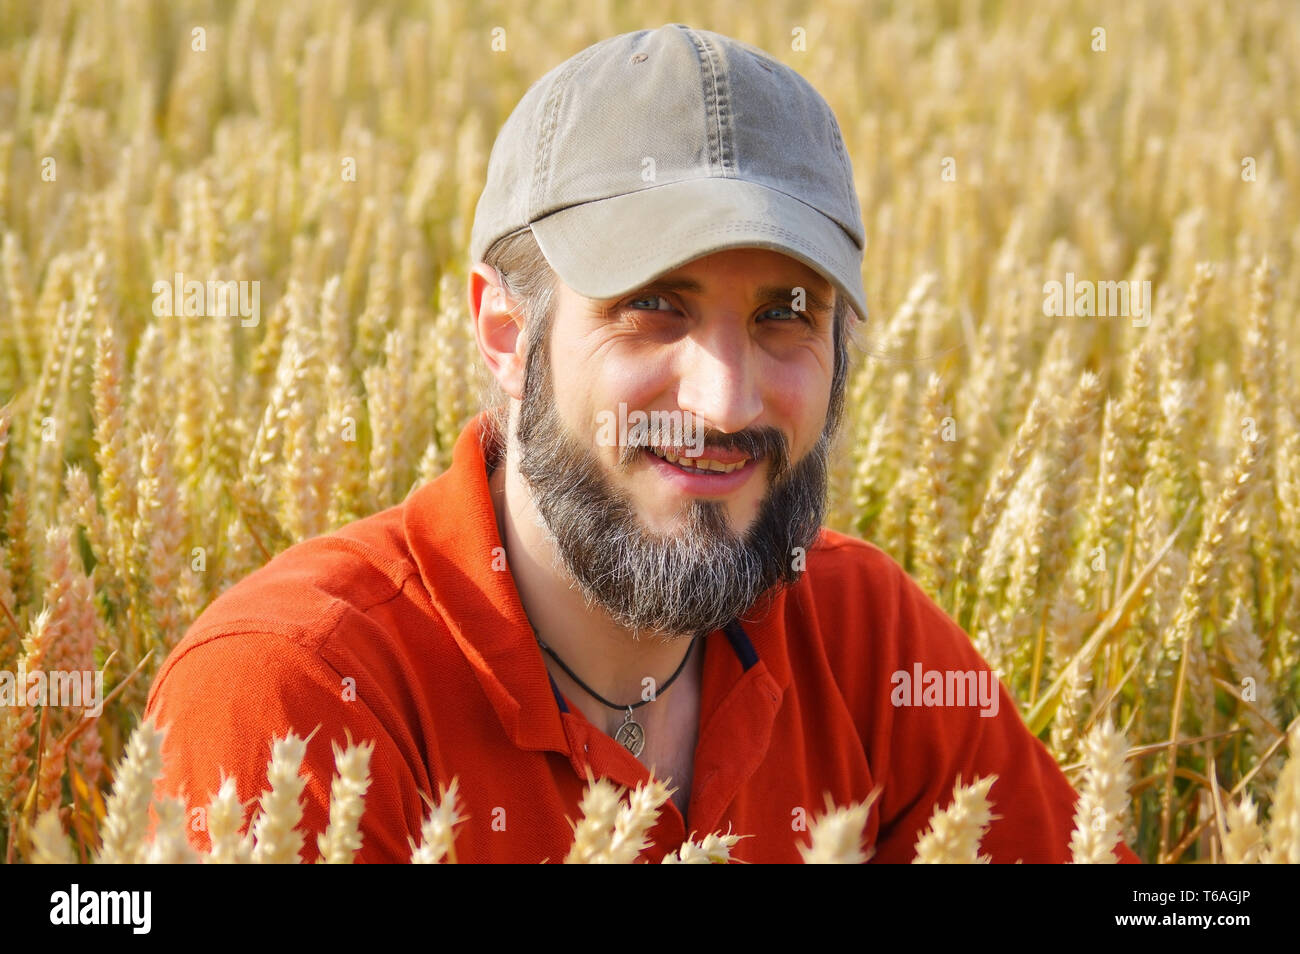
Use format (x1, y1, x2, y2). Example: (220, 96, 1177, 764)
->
(1, 0, 1298, 866)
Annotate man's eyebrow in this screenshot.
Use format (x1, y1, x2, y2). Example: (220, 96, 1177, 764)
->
(617, 277, 835, 313)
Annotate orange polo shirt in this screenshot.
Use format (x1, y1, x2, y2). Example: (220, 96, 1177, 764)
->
(146, 410, 1139, 863)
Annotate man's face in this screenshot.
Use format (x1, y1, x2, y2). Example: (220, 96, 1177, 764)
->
(513, 248, 839, 640)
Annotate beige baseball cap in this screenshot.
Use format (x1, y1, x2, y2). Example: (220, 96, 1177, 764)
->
(470, 23, 868, 326)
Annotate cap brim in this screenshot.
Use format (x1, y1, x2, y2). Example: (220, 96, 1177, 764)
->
(527, 177, 868, 325)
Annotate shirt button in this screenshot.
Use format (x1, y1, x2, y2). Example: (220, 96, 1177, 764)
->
(584, 743, 589, 752)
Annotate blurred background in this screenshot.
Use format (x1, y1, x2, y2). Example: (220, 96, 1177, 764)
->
(0, 0, 1296, 863)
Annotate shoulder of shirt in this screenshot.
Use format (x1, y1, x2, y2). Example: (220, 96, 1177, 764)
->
(150, 500, 423, 694)
(802, 525, 908, 615)
(797, 526, 978, 669)
(806, 525, 900, 569)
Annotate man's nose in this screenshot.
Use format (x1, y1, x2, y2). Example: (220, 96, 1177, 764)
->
(674, 324, 763, 437)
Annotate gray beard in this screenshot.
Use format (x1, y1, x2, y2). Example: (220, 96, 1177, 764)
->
(512, 331, 833, 640)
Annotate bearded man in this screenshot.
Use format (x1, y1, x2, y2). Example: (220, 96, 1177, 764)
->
(147, 24, 1137, 864)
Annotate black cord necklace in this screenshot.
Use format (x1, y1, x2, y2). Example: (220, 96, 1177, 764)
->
(531, 624, 700, 758)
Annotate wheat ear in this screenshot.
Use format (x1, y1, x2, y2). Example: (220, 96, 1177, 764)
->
(593, 774, 673, 864)
(800, 792, 877, 864)
(1263, 723, 1300, 863)
(663, 824, 749, 864)
(249, 732, 310, 864)
(563, 772, 624, 864)
(29, 808, 76, 864)
(316, 738, 374, 864)
(410, 777, 465, 864)
(144, 795, 200, 864)
(913, 775, 998, 863)
(205, 775, 253, 864)
(1069, 719, 1133, 863)
(1221, 793, 1264, 864)
(96, 717, 166, 864)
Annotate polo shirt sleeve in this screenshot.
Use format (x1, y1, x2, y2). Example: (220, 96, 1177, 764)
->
(862, 554, 1141, 864)
(144, 628, 426, 863)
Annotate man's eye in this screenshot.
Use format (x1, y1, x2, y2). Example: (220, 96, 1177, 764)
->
(760, 306, 810, 324)
(626, 295, 675, 312)
(622, 297, 811, 324)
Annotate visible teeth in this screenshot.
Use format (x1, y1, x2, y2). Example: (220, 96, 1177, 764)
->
(649, 448, 748, 474)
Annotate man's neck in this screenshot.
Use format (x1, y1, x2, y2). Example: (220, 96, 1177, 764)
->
(486, 445, 702, 717)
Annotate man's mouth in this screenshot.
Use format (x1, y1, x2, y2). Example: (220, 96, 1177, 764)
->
(644, 446, 753, 475)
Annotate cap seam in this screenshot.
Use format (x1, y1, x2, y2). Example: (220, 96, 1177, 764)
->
(532, 42, 607, 221)
(685, 26, 734, 177)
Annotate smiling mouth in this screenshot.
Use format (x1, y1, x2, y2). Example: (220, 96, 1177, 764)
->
(645, 446, 752, 475)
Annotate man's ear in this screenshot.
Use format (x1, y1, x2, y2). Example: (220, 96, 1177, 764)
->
(469, 263, 527, 401)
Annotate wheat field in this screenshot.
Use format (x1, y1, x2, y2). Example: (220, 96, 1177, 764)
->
(0, 0, 1298, 863)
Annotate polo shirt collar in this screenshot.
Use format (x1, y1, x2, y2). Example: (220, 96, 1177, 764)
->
(402, 411, 793, 754)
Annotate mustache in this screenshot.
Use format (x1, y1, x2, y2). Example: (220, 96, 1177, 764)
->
(617, 422, 792, 482)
